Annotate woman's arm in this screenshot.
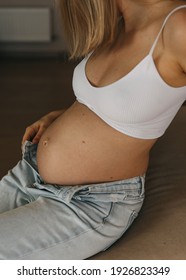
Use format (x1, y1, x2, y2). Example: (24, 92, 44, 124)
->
(22, 109, 66, 145)
(167, 9, 186, 77)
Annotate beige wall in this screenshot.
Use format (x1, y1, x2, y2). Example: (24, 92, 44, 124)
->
(0, 0, 67, 56)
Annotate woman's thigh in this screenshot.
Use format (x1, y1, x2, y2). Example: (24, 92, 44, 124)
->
(0, 177, 145, 260)
(0, 141, 43, 212)
(0, 161, 38, 213)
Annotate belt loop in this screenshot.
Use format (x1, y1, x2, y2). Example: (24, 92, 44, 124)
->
(58, 185, 87, 203)
(140, 174, 146, 197)
(21, 140, 28, 156)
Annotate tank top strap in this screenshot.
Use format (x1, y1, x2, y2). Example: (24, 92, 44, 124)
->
(149, 5, 186, 56)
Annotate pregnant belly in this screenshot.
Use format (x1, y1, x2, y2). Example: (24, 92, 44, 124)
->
(37, 102, 153, 185)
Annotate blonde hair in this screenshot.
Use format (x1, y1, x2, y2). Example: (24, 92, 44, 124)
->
(58, 0, 119, 59)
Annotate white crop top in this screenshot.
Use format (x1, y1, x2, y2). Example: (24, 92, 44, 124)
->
(72, 6, 186, 139)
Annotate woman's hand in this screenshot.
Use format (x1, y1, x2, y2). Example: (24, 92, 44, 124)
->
(22, 110, 65, 145)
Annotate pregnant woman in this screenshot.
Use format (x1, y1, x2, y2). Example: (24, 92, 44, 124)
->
(0, 0, 186, 259)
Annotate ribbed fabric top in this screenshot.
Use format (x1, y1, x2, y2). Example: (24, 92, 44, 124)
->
(72, 5, 186, 139)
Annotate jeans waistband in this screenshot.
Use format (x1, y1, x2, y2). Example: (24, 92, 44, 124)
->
(22, 141, 145, 204)
(22, 140, 38, 171)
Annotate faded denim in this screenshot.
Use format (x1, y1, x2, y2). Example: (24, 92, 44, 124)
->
(0, 141, 145, 259)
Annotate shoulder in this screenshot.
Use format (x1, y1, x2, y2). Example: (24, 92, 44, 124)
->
(165, 7, 186, 41)
(163, 7, 186, 71)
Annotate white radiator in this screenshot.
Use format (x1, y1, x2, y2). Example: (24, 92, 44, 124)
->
(0, 7, 51, 42)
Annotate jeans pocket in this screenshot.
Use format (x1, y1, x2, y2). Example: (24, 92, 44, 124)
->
(102, 209, 138, 252)
(126, 210, 138, 230)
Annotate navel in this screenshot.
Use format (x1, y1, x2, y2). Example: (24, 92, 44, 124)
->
(42, 137, 50, 147)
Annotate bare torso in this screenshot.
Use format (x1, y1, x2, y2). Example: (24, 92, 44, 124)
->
(37, 102, 156, 185)
(37, 2, 186, 185)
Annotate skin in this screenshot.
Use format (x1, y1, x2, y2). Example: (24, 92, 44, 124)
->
(22, 0, 186, 185)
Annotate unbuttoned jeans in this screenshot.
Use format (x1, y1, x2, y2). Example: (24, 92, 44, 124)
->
(0, 141, 145, 259)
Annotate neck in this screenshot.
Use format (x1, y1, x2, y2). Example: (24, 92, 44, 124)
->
(117, 0, 177, 32)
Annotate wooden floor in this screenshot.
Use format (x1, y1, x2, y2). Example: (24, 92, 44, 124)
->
(0, 57, 76, 177)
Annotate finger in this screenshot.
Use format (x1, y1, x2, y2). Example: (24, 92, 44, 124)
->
(21, 126, 38, 144)
(31, 134, 42, 144)
(31, 127, 46, 144)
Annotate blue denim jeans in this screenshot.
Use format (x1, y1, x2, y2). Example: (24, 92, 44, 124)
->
(0, 141, 145, 259)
